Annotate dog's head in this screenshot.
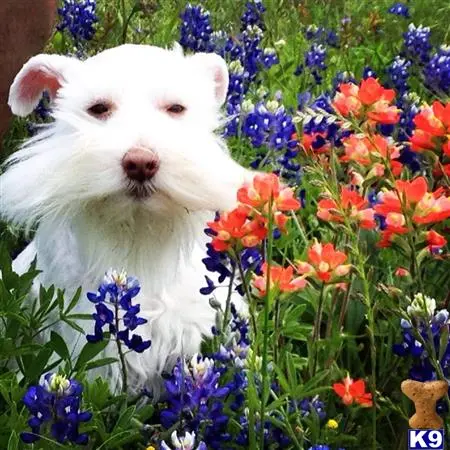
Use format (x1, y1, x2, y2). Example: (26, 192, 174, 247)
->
(1, 44, 249, 229)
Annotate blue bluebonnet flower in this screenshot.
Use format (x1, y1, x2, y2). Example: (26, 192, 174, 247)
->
(27, 92, 53, 136)
(240, 0, 266, 31)
(242, 100, 296, 151)
(240, 248, 263, 275)
(388, 2, 410, 18)
(179, 4, 214, 53)
(224, 60, 246, 137)
(308, 446, 346, 450)
(239, 98, 300, 180)
(396, 92, 420, 143)
(57, 0, 97, 44)
(387, 56, 412, 94)
(305, 25, 339, 48)
(201, 242, 233, 285)
(236, 412, 291, 448)
(160, 354, 232, 448)
(86, 269, 151, 353)
(424, 45, 450, 95)
(363, 66, 377, 79)
(298, 91, 312, 110)
(241, 25, 265, 81)
(304, 44, 327, 84)
(200, 276, 216, 295)
(262, 47, 279, 68)
(161, 431, 207, 450)
(298, 395, 327, 420)
(215, 303, 250, 366)
(393, 299, 450, 387)
(403, 23, 432, 63)
(306, 25, 324, 40)
(21, 373, 92, 445)
(332, 72, 356, 91)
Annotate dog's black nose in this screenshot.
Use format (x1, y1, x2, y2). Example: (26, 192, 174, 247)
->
(122, 148, 159, 182)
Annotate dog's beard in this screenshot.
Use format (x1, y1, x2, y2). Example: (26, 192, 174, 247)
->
(125, 179, 157, 200)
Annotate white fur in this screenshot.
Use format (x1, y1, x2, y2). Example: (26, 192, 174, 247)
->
(1, 44, 251, 395)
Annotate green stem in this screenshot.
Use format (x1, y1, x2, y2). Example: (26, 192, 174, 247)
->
(357, 256, 377, 450)
(337, 272, 354, 331)
(222, 264, 236, 338)
(273, 296, 281, 365)
(235, 250, 258, 336)
(259, 196, 274, 449)
(312, 283, 326, 376)
(114, 301, 128, 394)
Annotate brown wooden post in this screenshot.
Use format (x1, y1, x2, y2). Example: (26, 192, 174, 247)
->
(0, 0, 58, 148)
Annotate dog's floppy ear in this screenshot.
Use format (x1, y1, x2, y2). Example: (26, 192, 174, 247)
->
(8, 54, 81, 117)
(190, 52, 229, 106)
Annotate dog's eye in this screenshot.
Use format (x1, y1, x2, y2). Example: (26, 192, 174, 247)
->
(88, 102, 112, 119)
(166, 104, 186, 115)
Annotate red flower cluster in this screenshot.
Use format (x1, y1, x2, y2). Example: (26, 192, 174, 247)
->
(333, 375, 373, 407)
(426, 229, 447, 252)
(341, 134, 403, 177)
(252, 263, 307, 297)
(410, 101, 450, 155)
(332, 77, 400, 125)
(207, 173, 301, 252)
(374, 177, 450, 246)
(297, 240, 351, 283)
(317, 187, 376, 229)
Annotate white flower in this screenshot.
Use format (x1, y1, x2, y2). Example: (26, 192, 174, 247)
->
(172, 431, 196, 449)
(104, 268, 127, 286)
(407, 293, 436, 318)
(189, 354, 214, 381)
(242, 99, 255, 113)
(228, 60, 244, 75)
(256, 85, 268, 98)
(274, 39, 286, 49)
(161, 431, 197, 450)
(266, 99, 280, 113)
(44, 374, 71, 396)
(263, 47, 276, 56)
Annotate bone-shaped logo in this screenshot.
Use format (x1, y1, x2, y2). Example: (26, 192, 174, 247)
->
(401, 379, 448, 429)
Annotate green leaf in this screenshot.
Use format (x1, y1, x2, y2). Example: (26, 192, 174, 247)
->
(64, 287, 82, 315)
(23, 347, 53, 381)
(74, 339, 109, 372)
(439, 326, 449, 361)
(49, 331, 71, 361)
(285, 352, 298, 387)
(136, 404, 154, 422)
(7, 430, 19, 450)
(62, 317, 86, 334)
(85, 357, 118, 371)
(114, 405, 137, 431)
(281, 323, 312, 341)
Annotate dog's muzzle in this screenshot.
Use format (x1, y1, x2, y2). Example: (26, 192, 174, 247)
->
(122, 148, 159, 199)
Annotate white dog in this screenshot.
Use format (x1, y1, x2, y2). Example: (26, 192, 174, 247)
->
(0, 44, 250, 394)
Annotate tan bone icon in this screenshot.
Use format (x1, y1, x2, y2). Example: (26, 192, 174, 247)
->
(401, 379, 448, 429)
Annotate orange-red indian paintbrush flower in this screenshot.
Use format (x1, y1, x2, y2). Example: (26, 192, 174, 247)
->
(252, 263, 307, 297)
(237, 173, 301, 212)
(296, 240, 351, 283)
(332, 77, 400, 125)
(208, 173, 301, 252)
(374, 177, 450, 226)
(333, 375, 373, 407)
(410, 101, 450, 153)
(317, 187, 376, 229)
